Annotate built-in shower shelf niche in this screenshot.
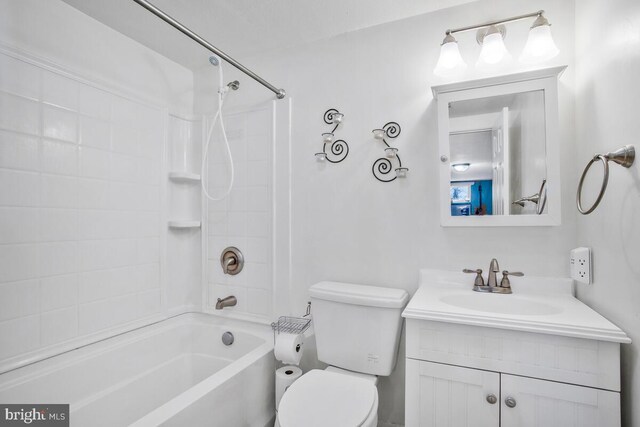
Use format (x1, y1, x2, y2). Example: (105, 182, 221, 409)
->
(168, 220, 201, 229)
(169, 171, 201, 183)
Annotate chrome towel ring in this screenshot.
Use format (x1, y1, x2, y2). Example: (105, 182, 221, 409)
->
(577, 145, 635, 215)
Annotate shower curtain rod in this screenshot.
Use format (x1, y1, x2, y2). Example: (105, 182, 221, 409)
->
(132, 0, 286, 99)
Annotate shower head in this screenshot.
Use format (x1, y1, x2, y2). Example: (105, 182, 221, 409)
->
(209, 55, 220, 66)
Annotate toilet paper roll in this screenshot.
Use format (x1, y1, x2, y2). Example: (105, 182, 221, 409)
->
(274, 333, 304, 365)
(276, 365, 302, 409)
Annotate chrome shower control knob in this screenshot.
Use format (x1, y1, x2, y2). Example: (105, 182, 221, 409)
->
(505, 396, 517, 408)
(486, 394, 497, 405)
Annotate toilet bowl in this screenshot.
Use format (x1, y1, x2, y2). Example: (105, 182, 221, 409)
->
(276, 368, 378, 427)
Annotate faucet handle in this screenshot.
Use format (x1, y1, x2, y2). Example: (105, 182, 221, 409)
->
(500, 270, 524, 288)
(463, 268, 485, 287)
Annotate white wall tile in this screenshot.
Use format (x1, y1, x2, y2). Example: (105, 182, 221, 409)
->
(0, 130, 39, 171)
(41, 139, 78, 176)
(110, 152, 138, 182)
(79, 115, 110, 150)
(0, 170, 39, 207)
(0, 244, 38, 282)
(77, 178, 109, 210)
(0, 280, 40, 321)
(0, 51, 167, 366)
(244, 262, 271, 291)
(111, 125, 139, 157)
(79, 147, 110, 179)
(40, 274, 78, 311)
(246, 237, 269, 263)
(246, 288, 272, 317)
(78, 293, 138, 335)
(137, 289, 161, 317)
(0, 208, 38, 244)
(246, 187, 270, 211)
(0, 316, 40, 360)
(39, 242, 78, 276)
(78, 266, 137, 303)
(40, 174, 77, 208)
(0, 92, 40, 135)
(39, 208, 78, 242)
(137, 263, 160, 291)
(137, 237, 159, 264)
(43, 105, 77, 142)
(246, 212, 270, 237)
(40, 307, 78, 346)
(0, 55, 40, 100)
(78, 86, 111, 121)
(42, 71, 78, 111)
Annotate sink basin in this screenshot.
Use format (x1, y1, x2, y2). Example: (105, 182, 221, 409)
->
(440, 293, 563, 316)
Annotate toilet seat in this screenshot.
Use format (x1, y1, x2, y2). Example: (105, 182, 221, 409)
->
(278, 369, 378, 427)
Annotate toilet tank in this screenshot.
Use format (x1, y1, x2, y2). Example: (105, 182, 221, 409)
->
(309, 281, 409, 376)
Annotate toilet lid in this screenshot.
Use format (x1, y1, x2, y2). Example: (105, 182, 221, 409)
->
(278, 369, 377, 427)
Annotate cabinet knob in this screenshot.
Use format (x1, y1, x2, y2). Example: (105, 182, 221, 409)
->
(486, 394, 497, 405)
(505, 396, 517, 408)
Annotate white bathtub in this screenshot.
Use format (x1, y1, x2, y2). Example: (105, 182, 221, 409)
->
(0, 313, 275, 427)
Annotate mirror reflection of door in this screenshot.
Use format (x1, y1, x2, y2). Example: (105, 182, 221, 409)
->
(448, 90, 547, 217)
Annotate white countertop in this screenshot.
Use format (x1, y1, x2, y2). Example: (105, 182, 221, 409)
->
(402, 269, 631, 343)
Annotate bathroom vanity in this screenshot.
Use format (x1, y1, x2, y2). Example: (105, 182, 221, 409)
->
(402, 269, 630, 427)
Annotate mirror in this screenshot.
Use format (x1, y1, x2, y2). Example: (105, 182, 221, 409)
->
(433, 67, 565, 226)
(449, 91, 546, 217)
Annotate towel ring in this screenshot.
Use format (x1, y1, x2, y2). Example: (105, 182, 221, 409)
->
(577, 145, 635, 215)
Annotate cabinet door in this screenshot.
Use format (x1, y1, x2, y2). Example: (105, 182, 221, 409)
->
(405, 359, 500, 427)
(501, 374, 620, 427)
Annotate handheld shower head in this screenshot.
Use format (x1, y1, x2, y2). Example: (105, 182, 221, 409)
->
(209, 56, 220, 66)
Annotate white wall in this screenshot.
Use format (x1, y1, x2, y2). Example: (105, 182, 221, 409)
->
(209, 0, 577, 424)
(0, 0, 196, 370)
(574, 1, 640, 426)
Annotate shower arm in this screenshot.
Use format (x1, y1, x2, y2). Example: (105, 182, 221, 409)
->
(132, 0, 286, 99)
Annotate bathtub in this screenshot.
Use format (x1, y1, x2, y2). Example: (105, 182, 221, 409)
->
(0, 313, 275, 427)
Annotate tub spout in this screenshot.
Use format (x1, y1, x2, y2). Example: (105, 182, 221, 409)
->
(216, 295, 237, 310)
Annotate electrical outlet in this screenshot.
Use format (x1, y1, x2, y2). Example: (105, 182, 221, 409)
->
(570, 247, 591, 284)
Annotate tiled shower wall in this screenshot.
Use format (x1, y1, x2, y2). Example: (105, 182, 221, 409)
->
(207, 104, 274, 321)
(0, 51, 164, 365)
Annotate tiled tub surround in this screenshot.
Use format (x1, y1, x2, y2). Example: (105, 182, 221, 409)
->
(0, 313, 275, 427)
(206, 104, 275, 321)
(0, 51, 165, 370)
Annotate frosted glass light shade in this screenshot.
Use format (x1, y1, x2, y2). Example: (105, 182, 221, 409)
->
(434, 38, 467, 77)
(520, 24, 559, 64)
(476, 30, 511, 67)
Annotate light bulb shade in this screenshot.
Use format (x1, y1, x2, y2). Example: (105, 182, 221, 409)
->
(372, 129, 386, 140)
(520, 24, 559, 64)
(452, 163, 470, 172)
(434, 39, 467, 77)
(476, 30, 511, 68)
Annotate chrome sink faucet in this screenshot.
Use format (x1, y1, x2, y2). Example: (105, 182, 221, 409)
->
(463, 259, 523, 294)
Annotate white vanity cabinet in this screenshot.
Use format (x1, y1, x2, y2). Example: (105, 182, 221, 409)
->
(403, 270, 630, 427)
(406, 357, 620, 427)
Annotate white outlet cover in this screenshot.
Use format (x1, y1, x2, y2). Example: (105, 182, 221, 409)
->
(570, 247, 591, 284)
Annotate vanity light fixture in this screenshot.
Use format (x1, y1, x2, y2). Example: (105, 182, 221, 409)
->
(434, 10, 559, 75)
(433, 33, 467, 77)
(452, 162, 470, 172)
(315, 108, 349, 163)
(371, 122, 408, 182)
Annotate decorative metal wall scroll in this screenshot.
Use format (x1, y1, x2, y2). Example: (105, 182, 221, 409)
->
(315, 108, 349, 163)
(371, 122, 408, 182)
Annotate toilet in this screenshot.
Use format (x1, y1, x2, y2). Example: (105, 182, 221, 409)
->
(277, 281, 409, 427)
